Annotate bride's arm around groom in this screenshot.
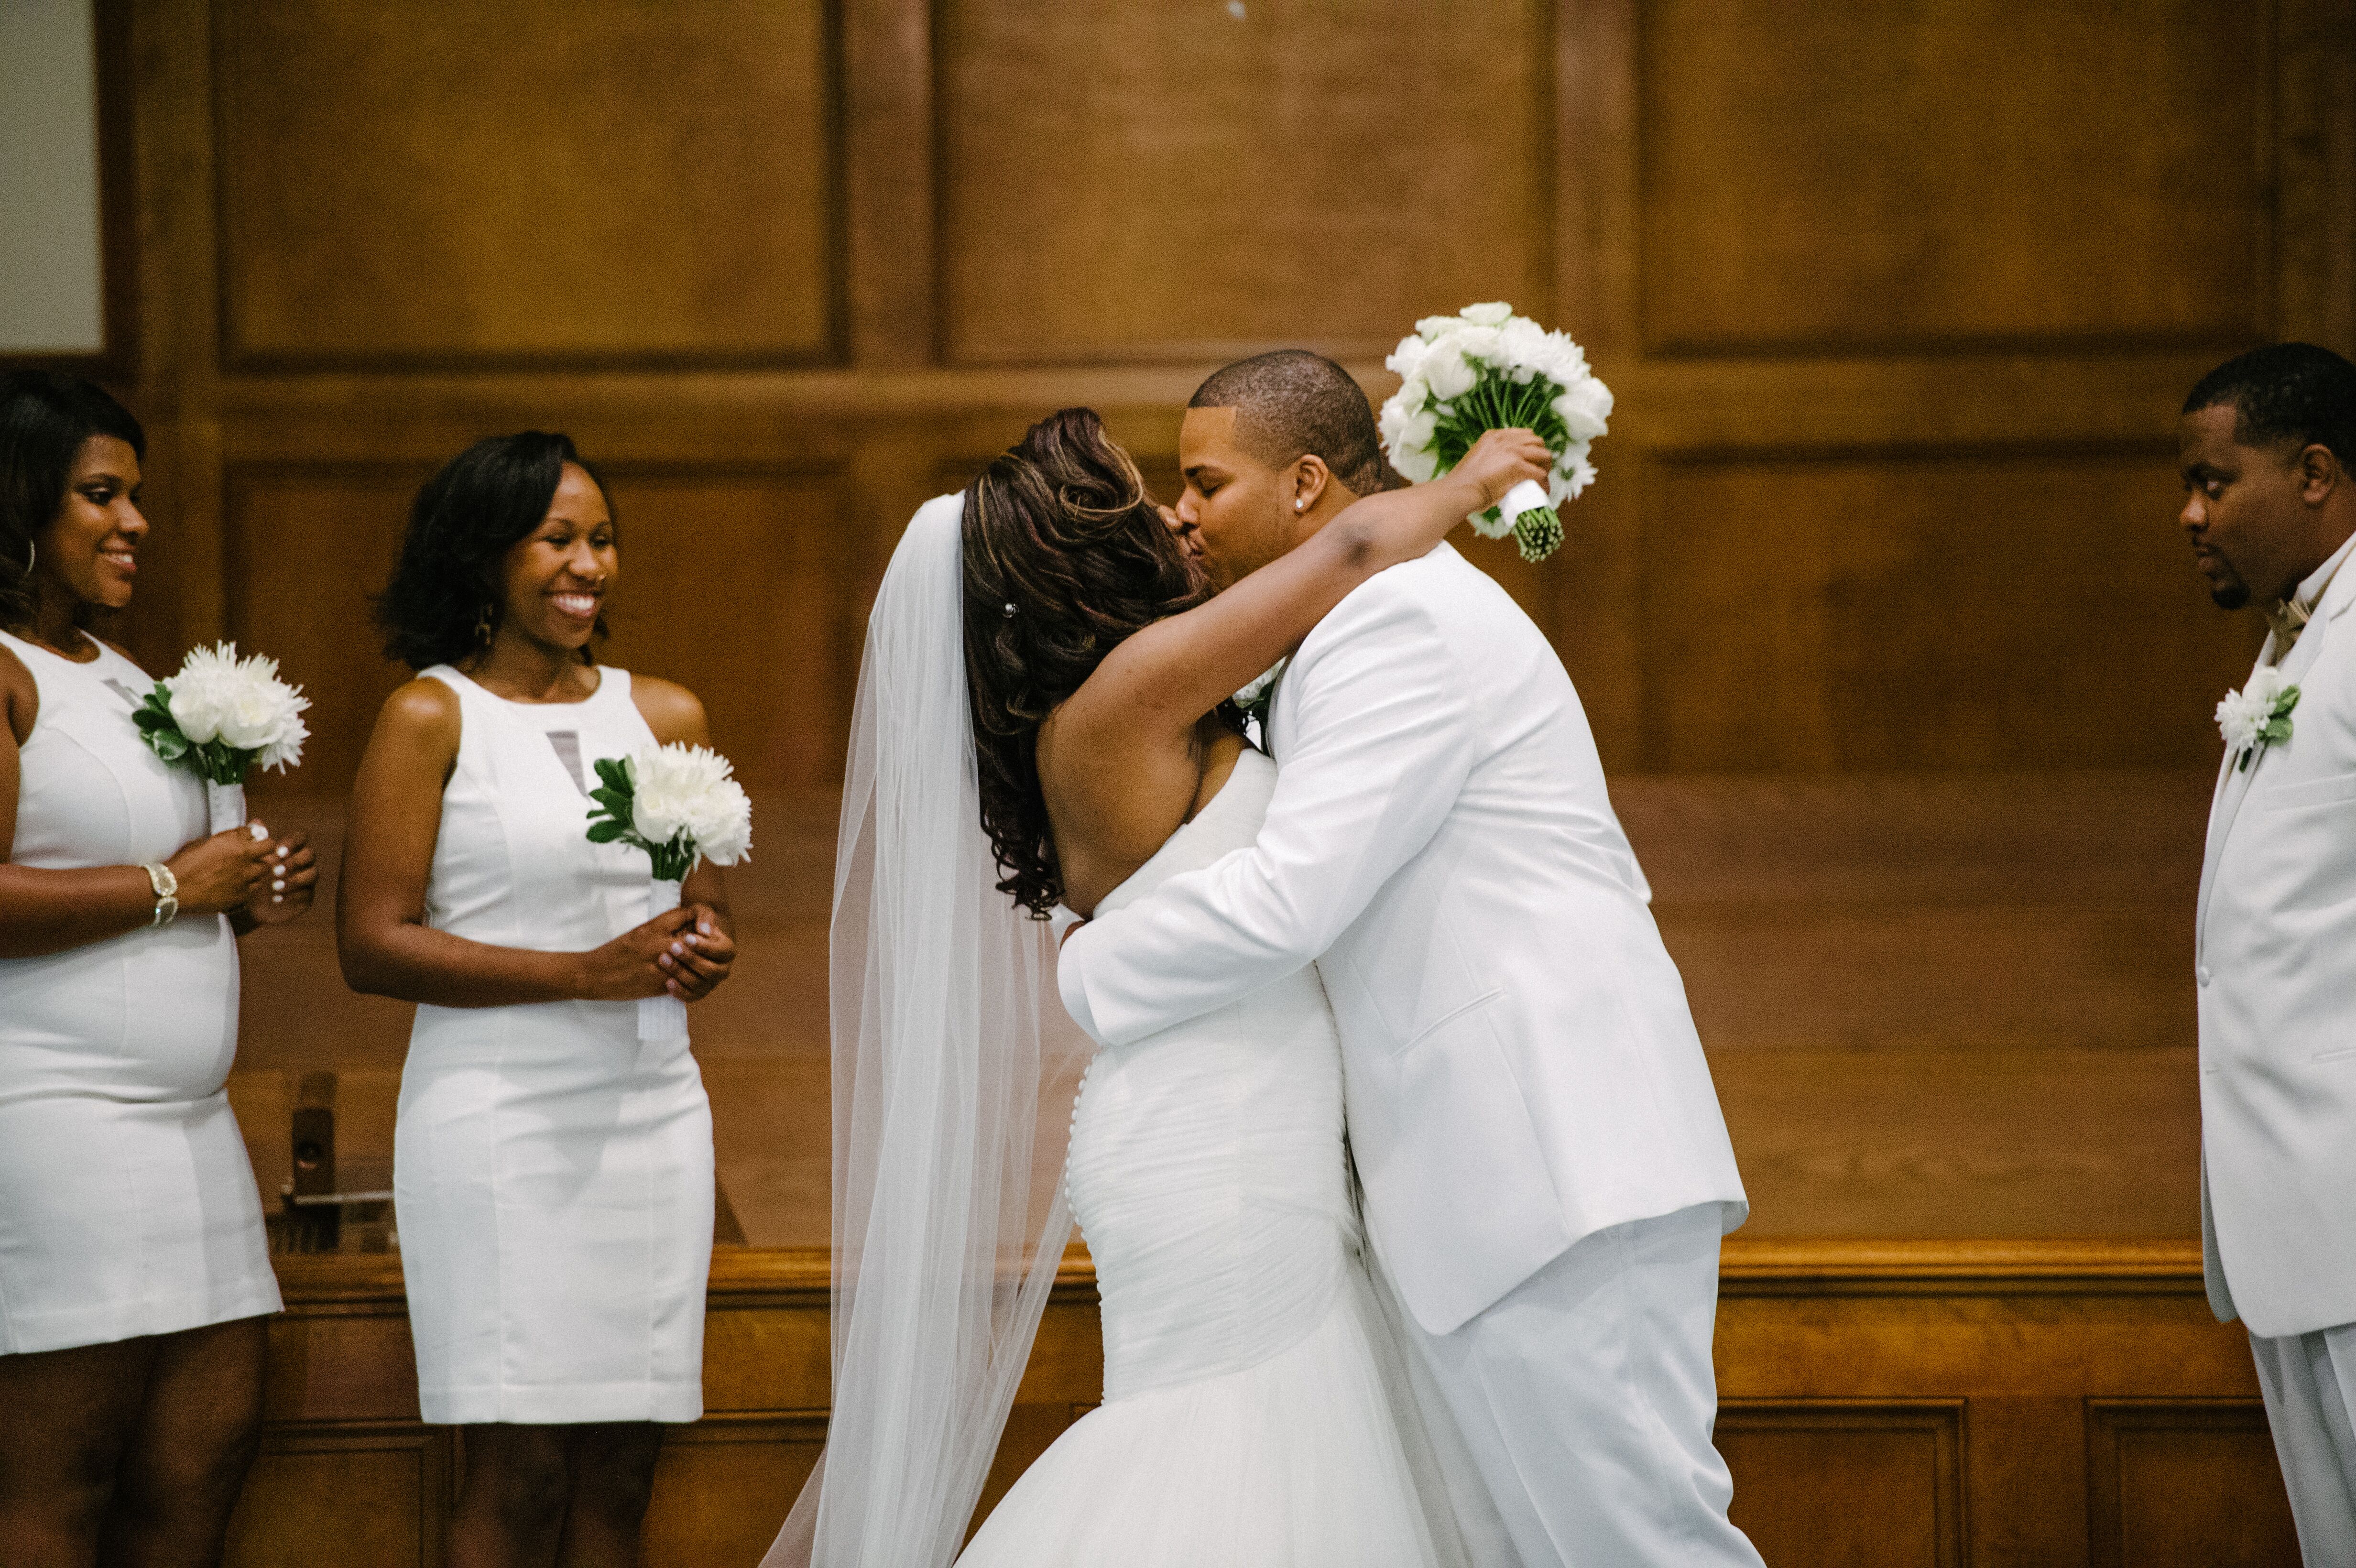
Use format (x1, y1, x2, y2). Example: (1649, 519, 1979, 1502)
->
(1055, 359, 1760, 1568)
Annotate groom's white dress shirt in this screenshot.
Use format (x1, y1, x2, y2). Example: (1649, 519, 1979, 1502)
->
(1057, 542, 1747, 1336)
(2199, 527, 2356, 1341)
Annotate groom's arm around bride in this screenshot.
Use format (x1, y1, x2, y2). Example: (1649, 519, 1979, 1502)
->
(1056, 351, 1763, 1568)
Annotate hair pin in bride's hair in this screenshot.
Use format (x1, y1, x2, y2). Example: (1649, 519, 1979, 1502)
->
(1002, 601, 1017, 619)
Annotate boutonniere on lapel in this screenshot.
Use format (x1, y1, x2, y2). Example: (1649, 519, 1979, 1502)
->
(1232, 657, 1288, 734)
(2216, 667, 2301, 772)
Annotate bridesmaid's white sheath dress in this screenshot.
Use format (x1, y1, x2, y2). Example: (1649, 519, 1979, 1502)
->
(960, 750, 1461, 1567)
(395, 665, 713, 1424)
(0, 629, 279, 1355)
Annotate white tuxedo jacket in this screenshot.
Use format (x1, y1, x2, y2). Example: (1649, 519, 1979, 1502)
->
(2199, 548, 2356, 1339)
(1058, 543, 1746, 1335)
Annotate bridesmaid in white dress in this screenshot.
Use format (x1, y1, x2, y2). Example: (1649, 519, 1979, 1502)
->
(0, 372, 316, 1567)
(337, 433, 738, 1568)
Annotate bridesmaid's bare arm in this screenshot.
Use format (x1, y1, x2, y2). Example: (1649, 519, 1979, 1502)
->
(337, 678, 685, 1006)
(0, 642, 275, 957)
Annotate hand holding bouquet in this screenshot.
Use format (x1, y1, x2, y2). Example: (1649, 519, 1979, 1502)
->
(133, 642, 310, 833)
(1377, 301, 1614, 563)
(586, 742, 753, 1040)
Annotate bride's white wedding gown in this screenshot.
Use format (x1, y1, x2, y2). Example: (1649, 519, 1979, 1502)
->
(958, 748, 1467, 1567)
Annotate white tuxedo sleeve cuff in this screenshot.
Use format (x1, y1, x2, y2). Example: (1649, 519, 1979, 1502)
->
(1055, 922, 1107, 1044)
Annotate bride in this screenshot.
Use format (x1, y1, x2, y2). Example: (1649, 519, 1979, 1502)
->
(763, 409, 1549, 1568)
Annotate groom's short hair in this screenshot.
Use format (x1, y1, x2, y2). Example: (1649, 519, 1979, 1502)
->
(2183, 342, 2356, 466)
(1190, 350, 1394, 496)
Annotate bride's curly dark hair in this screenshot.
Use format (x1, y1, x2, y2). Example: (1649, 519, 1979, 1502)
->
(962, 409, 1211, 916)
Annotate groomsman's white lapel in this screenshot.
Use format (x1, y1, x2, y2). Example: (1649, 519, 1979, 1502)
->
(2198, 561, 2356, 956)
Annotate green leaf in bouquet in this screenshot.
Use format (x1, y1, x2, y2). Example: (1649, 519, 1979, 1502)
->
(586, 820, 630, 843)
(594, 757, 632, 791)
(590, 786, 632, 813)
(143, 727, 189, 760)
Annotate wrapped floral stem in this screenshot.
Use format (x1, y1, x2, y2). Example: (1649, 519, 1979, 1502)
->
(132, 642, 309, 835)
(585, 745, 754, 1042)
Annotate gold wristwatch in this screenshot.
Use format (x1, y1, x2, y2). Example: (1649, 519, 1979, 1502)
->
(142, 861, 179, 926)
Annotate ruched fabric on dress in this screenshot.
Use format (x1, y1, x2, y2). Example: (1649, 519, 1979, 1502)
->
(0, 628, 278, 1354)
(958, 750, 1475, 1568)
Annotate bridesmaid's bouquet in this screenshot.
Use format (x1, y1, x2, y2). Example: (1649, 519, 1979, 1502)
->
(1376, 301, 1614, 563)
(133, 642, 310, 833)
(586, 743, 753, 1040)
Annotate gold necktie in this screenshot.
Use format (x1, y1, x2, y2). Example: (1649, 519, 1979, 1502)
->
(2266, 598, 2312, 661)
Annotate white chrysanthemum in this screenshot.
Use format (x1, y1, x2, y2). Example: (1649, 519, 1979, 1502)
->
(2216, 668, 2287, 752)
(165, 642, 309, 768)
(1460, 301, 1514, 327)
(1414, 313, 1461, 343)
(629, 744, 753, 866)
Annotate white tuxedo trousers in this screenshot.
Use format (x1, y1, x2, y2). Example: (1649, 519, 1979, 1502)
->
(1380, 1203, 1763, 1568)
(2253, 1320, 2356, 1563)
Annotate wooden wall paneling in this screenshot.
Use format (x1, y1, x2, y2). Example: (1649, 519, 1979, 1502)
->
(221, 1423, 452, 1568)
(211, 0, 844, 370)
(1636, 0, 2273, 357)
(641, 1413, 827, 1566)
(1636, 445, 2259, 773)
(222, 464, 431, 794)
(2084, 1399, 2300, 1568)
(2275, 0, 2356, 357)
(934, 0, 1553, 365)
(1717, 1400, 1965, 1568)
(842, 0, 934, 365)
(596, 463, 857, 789)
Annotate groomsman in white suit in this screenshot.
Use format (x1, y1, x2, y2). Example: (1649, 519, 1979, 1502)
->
(2180, 342, 2356, 1562)
(1058, 351, 1761, 1567)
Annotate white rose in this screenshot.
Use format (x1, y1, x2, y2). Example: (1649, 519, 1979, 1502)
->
(1552, 376, 1614, 440)
(1460, 301, 1515, 327)
(1414, 313, 1462, 343)
(1423, 344, 1476, 401)
(1499, 316, 1549, 371)
(1451, 325, 1504, 369)
(1385, 333, 1431, 383)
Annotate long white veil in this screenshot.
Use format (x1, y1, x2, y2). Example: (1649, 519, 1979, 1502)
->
(762, 493, 1091, 1568)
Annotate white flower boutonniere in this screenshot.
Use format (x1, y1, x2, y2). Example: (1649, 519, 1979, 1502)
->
(2216, 667, 2301, 772)
(1233, 657, 1287, 732)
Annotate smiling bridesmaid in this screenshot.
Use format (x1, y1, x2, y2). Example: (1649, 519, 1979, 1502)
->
(0, 371, 315, 1568)
(337, 432, 737, 1568)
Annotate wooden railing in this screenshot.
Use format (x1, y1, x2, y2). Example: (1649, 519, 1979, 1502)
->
(219, 1238, 2293, 1568)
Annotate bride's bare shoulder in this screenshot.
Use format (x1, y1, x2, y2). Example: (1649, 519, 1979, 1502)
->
(1039, 710, 1240, 916)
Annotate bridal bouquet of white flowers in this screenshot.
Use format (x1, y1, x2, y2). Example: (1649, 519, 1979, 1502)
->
(586, 743, 753, 1040)
(1377, 301, 1614, 563)
(133, 642, 310, 832)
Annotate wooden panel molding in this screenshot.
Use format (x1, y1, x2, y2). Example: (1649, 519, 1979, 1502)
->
(1718, 1400, 1965, 1568)
(1637, 0, 2273, 357)
(2085, 1399, 2299, 1568)
(934, 0, 1552, 366)
(221, 1242, 2281, 1568)
(222, 1423, 452, 1568)
(223, 461, 856, 795)
(211, 0, 844, 370)
(1636, 445, 2260, 772)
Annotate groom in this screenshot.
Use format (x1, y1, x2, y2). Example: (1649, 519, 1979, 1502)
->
(1057, 350, 1760, 1566)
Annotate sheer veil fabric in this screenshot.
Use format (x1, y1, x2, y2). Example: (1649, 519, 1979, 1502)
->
(762, 494, 1092, 1568)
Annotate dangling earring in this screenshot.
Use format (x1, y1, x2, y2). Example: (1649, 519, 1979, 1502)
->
(20, 538, 34, 574)
(474, 602, 496, 647)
